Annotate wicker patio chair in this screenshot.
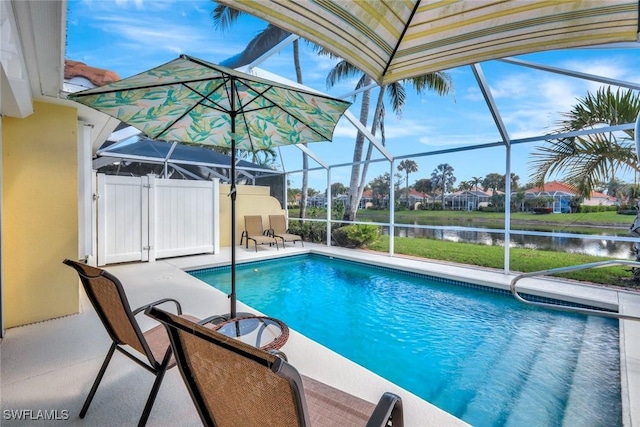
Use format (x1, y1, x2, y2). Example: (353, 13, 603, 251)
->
(241, 215, 279, 252)
(146, 306, 404, 427)
(269, 214, 304, 248)
(63, 259, 223, 427)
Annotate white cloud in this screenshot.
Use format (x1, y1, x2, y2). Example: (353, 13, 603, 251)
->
(487, 73, 532, 99)
(332, 121, 358, 138)
(417, 132, 502, 147)
(383, 119, 435, 139)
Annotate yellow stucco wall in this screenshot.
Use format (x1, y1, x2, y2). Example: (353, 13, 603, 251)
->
(219, 184, 285, 247)
(2, 101, 79, 328)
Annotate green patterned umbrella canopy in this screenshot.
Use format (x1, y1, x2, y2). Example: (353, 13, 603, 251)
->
(70, 55, 351, 318)
(69, 55, 351, 150)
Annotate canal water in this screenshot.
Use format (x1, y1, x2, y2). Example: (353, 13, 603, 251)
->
(381, 220, 636, 260)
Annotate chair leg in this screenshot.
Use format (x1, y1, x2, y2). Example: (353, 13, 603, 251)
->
(80, 342, 117, 418)
(137, 354, 171, 427)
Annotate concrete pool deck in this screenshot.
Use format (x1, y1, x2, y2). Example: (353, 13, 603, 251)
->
(1, 243, 639, 426)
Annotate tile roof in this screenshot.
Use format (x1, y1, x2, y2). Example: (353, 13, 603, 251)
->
(526, 180, 578, 194)
(526, 180, 618, 201)
(64, 60, 120, 87)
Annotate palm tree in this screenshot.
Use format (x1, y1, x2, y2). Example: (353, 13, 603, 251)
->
(483, 173, 503, 195)
(530, 87, 640, 198)
(249, 148, 278, 169)
(471, 176, 483, 192)
(397, 159, 418, 206)
(211, 5, 312, 218)
(431, 163, 456, 209)
(458, 181, 473, 191)
(414, 178, 433, 194)
(320, 50, 452, 221)
(469, 176, 484, 210)
(507, 172, 520, 191)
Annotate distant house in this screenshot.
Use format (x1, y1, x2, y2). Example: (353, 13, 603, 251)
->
(359, 190, 374, 208)
(360, 189, 389, 208)
(399, 189, 431, 209)
(584, 190, 619, 207)
(332, 192, 369, 209)
(524, 181, 618, 213)
(445, 189, 492, 210)
(308, 193, 327, 207)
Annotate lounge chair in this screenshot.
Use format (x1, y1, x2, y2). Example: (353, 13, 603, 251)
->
(241, 215, 279, 252)
(146, 306, 404, 427)
(269, 214, 304, 247)
(63, 259, 222, 427)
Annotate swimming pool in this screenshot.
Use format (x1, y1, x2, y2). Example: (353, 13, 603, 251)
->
(191, 254, 621, 427)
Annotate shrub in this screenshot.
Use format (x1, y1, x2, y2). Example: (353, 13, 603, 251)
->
(618, 209, 637, 215)
(288, 220, 326, 243)
(580, 205, 618, 213)
(332, 224, 380, 248)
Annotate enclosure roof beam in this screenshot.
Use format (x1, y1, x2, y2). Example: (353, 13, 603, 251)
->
(295, 143, 328, 169)
(246, 34, 299, 69)
(471, 63, 511, 148)
(499, 57, 640, 90)
(92, 156, 120, 169)
(511, 123, 635, 145)
(169, 164, 204, 180)
(93, 151, 283, 177)
(196, 166, 228, 181)
(344, 110, 393, 161)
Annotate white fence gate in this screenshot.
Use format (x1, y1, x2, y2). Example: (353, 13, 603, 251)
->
(96, 174, 219, 266)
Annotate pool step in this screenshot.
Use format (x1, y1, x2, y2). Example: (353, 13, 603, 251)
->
(456, 314, 553, 426)
(428, 313, 519, 417)
(561, 316, 621, 426)
(503, 315, 586, 427)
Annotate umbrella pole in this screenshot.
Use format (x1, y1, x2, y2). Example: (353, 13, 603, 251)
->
(230, 134, 237, 319)
(229, 78, 237, 318)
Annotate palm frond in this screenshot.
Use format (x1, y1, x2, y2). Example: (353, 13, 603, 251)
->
(408, 72, 453, 96)
(531, 86, 640, 197)
(386, 83, 406, 117)
(554, 87, 640, 133)
(243, 25, 290, 56)
(326, 60, 361, 89)
(212, 4, 243, 31)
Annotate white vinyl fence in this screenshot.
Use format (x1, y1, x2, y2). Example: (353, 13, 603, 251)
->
(96, 174, 219, 265)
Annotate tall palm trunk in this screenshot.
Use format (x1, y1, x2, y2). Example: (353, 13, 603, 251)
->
(405, 171, 410, 206)
(357, 85, 385, 209)
(291, 40, 309, 219)
(344, 75, 372, 221)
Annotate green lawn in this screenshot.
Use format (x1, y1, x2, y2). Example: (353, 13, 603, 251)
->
(368, 235, 634, 287)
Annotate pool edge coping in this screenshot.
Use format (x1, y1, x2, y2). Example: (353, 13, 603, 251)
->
(171, 244, 640, 427)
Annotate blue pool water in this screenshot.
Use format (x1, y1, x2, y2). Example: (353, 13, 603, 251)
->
(191, 255, 621, 426)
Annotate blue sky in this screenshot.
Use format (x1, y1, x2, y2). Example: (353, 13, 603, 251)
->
(66, 0, 640, 192)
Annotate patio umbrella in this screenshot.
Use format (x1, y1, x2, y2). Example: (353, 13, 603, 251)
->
(69, 54, 351, 318)
(215, 0, 639, 85)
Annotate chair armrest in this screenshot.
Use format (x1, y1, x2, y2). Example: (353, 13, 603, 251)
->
(198, 314, 228, 326)
(267, 228, 275, 237)
(267, 349, 288, 361)
(365, 392, 403, 427)
(133, 298, 183, 316)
